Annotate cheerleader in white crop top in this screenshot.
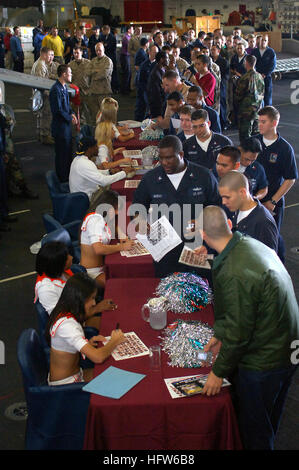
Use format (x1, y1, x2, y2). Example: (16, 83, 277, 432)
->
(80, 190, 135, 287)
(46, 272, 125, 385)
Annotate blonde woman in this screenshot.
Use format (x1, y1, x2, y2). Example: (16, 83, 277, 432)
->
(95, 120, 133, 171)
(96, 97, 135, 142)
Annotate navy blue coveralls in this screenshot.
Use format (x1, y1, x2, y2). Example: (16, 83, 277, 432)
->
(49, 80, 74, 182)
(231, 199, 279, 252)
(252, 47, 276, 106)
(183, 132, 232, 169)
(133, 160, 221, 279)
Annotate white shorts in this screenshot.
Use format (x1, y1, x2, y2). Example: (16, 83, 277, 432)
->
(48, 368, 84, 386)
(86, 266, 105, 279)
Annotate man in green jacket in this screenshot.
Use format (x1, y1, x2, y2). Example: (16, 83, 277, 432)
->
(200, 205, 299, 450)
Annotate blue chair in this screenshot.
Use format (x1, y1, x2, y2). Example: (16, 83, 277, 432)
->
(45, 170, 89, 225)
(42, 213, 82, 242)
(41, 228, 81, 264)
(17, 328, 91, 450)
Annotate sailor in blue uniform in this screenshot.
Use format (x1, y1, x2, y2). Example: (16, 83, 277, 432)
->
(132, 135, 221, 278)
(252, 36, 276, 106)
(183, 109, 232, 169)
(49, 64, 77, 182)
(238, 137, 268, 200)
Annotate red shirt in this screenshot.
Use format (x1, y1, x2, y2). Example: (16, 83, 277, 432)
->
(4, 33, 12, 51)
(195, 71, 216, 107)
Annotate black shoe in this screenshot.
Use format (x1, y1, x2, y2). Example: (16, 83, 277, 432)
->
(21, 188, 39, 200)
(0, 222, 11, 232)
(3, 215, 18, 223)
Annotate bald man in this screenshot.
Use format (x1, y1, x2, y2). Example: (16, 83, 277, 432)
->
(199, 205, 299, 450)
(218, 171, 278, 252)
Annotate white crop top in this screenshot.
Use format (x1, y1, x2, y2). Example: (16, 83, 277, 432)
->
(34, 272, 71, 315)
(81, 212, 112, 246)
(50, 316, 88, 354)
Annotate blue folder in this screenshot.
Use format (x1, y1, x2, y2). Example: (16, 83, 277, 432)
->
(82, 366, 146, 399)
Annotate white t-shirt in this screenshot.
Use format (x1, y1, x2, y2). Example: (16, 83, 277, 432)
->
(50, 316, 88, 354)
(69, 155, 126, 199)
(35, 274, 69, 315)
(96, 144, 110, 165)
(167, 168, 187, 190)
(238, 164, 247, 174)
(184, 133, 194, 139)
(196, 134, 212, 153)
(263, 136, 278, 147)
(81, 212, 112, 245)
(237, 206, 256, 224)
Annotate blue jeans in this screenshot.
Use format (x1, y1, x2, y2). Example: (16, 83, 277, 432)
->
(235, 365, 297, 449)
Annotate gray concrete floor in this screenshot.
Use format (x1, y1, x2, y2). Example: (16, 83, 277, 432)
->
(0, 69, 298, 450)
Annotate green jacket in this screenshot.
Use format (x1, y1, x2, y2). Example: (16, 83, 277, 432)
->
(212, 232, 299, 378)
(234, 69, 265, 118)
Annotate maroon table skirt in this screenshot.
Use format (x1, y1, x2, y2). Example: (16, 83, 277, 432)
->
(113, 127, 160, 150)
(83, 278, 242, 451)
(105, 251, 155, 279)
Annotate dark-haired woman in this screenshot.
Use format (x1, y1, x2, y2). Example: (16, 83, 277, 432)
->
(34, 241, 116, 324)
(80, 189, 135, 287)
(46, 272, 125, 385)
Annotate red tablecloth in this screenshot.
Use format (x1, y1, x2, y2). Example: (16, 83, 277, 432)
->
(105, 251, 155, 279)
(111, 174, 142, 201)
(113, 127, 160, 150)
(83, 278, 242, 451)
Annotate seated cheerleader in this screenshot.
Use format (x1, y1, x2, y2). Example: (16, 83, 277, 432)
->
(95, 120, 132, 170)
(80, 189, 135, 288)
(46, 272, 125, 385)
(95, 97, 135, 142)
(34, 241, 116, 324)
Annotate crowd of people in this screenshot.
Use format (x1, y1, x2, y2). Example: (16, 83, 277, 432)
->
(0, 20, 298, 451)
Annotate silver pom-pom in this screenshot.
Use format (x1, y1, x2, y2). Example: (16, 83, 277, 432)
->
(161, 319, 214, 368)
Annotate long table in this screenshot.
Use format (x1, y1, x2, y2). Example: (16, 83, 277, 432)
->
(113, 127, 160, 150)
(83, 278, 242, 450)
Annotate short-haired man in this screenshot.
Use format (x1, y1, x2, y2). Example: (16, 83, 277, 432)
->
(194, 54, 216, 107)
(147, 51, 169, 119)
(165, 91, 185, 135)
(211, 44, 230, 130)
(133, 135, 221, 278)
(183, 109, 232, 169)
(186, 85, 221, 133)
(252, 34, 276, 106)
(42, 26, 64, 64)
(256, 106, 298, 261)
(198, 205, 298, 450)
(235, 54, 265, 143)
(176, 104, 195, 143)
(135, 43, 158, 122)
(88, 25, 101, 60)
(218, 171, 278, 251)
(100, 25, 119, 93)
(128, 25, 143, 90)
(214, 145, 241, 180)
(177, 35, 191, 63)
(232, 27, 248, 48)
(10, 26, 24, 72)
(49, 64, 78, 182)
(87, 42, 113, 124)
(68, 46, 91, 125)
(238, 137, 268, 200)
(171, 45, 189, 77)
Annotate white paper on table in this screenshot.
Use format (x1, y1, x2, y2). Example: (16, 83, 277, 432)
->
(179, 246, 214, 270)
(123, 150, 142, 158)
(164, 375, 231, 399)
(136, 215, 182, 262)
(120, 241, 150, 257)
(171, 118, 181, 129)
(102, 332, 150, 361)
(124, 180, 140, 189)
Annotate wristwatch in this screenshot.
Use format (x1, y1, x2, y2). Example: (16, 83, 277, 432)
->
(270, 199, 277, 206)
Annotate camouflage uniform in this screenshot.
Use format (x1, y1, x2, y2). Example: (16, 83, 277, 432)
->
(235, 69, 265, 143)
(128, 35, 141, 90)
(210, 61, 221, 114)
(69, 58, 91, 125)
(87, 55, 113, 125)
(175, 56, 189, 76)
(31, 58, 58, 141)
